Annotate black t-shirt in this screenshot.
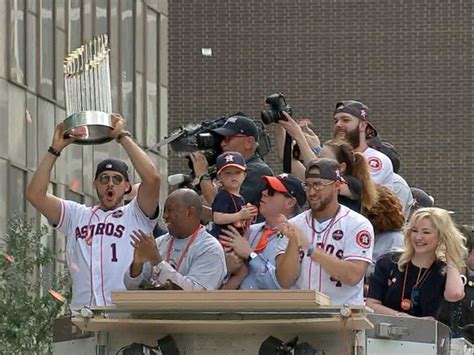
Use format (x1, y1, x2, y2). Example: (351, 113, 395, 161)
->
(210, 189, 246, 238)
(368, 252, 446, 317)
(338, 174, 362, 213)
(437, 272, 474, 337)
(241, 154, 274, 207)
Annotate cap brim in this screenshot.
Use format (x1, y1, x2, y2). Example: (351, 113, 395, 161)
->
(365, 121, 378, 137)
(217, 164, 247, 174)
(261, 176, 288, 193)
(212, 127, 238, 137)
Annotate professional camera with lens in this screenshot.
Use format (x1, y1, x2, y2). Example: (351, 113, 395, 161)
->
(160, 115, 272, 190)
(168, 116, 227, 169)
(261, 93, 293, 125)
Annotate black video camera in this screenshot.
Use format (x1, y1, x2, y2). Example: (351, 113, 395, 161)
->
(261, 93, 293, 124)
(165, 114, 271, 185)
(167, 116, 226, 171)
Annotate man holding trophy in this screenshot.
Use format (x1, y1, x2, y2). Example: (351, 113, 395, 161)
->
(26, 35, 161, 309)
(26, 114, 161, 308)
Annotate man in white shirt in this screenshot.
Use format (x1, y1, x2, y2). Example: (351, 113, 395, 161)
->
(275, 158, 374, 305)
(332, 100, 394, 188)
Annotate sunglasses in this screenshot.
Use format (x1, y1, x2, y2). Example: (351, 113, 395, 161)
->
(302, 180, 335, 191)
(223, 134, 248, 143)
(98, 174, 124, 185)
(266, 186, 293, 199)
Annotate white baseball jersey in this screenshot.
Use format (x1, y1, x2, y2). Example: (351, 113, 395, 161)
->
(276, 205, 374, 305)
(363, 147, 394, 188)
(54, 197, 157, 307)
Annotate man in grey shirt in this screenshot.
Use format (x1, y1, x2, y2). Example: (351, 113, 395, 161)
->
(124, 188, 226, 290)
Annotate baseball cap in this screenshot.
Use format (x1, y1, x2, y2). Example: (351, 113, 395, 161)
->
(216, 151, 247, 174)
(410, 187, 434, 208)
(305, 158, 342, 181)
(212, 115, 259, 140)
(262, 173, 307, 206)
(95, 158, 130, 181)
(334, 100, 378, 138)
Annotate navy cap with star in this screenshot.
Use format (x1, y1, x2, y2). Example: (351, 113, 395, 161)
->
(212, 115, 259, 140)
(216, 151, 247, 174)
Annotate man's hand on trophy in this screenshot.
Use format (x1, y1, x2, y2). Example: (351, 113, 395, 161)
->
(109, 113, 126, 138)
(53, 122, 80, 151)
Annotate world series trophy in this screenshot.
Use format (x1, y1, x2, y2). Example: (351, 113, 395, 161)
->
(62, 34, 114, 144)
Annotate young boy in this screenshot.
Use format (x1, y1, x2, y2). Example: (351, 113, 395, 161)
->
(210, 151, 258, 239)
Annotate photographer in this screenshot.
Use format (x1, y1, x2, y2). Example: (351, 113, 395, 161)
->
(190, 115, 274, 208)
(275, 112, 319, 178)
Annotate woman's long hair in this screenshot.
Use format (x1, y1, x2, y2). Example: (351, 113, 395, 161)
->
(323, 139, 379, 213)
(367, 185, 405, 235)
(398, 207, 468, 271)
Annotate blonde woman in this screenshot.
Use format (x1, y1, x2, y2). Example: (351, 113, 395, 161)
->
(366, 207, 467, 318)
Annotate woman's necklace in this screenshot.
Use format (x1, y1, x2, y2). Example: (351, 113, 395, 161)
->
(400, 261, 432, 312)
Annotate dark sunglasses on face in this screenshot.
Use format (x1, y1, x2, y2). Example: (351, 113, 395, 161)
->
(266, 186, 293, 199)
(98, 174, 124, 185)
(223, 134, 247, 142)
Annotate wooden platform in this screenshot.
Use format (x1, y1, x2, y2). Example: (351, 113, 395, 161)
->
(72, 315, 373, 334)
(72, 290, 373, 334)
(111, 289, 331, 311)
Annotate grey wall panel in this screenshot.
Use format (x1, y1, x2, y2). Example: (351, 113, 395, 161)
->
(26, 93, 38, 169)
(0, 159, 8, 244)
(26, 12, 37, 91)
(8, 83, 26, 167)
(37, 98, 55, 177)
(0, 1, 7, 79)
(0, 79, 8, 159)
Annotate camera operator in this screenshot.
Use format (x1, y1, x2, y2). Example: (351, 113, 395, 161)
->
(190, 115, 274, 209)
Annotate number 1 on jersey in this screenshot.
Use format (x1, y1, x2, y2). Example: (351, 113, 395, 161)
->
(111, 243, 118, 262)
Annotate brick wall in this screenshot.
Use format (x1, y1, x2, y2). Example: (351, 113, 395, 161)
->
(168, 0, 473, 225)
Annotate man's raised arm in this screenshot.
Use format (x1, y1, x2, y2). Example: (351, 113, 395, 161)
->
(26, 122, 76, 225)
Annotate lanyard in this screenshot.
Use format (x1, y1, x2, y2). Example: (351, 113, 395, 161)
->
(165, 225, 203, 272)
(254, 227, 277, 253)
(310, 205, 341, 245)
(400, 262, 432, 312)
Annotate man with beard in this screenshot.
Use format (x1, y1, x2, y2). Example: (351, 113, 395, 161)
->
(275, 158, 374, 305)
(332, 100, 394, 188)
(26, 114, 161, 308)
(124, 188, 226, 290)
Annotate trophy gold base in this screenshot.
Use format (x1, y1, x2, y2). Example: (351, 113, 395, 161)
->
(63, 111, 114, 145)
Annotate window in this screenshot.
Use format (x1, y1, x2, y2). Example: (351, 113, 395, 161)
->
(145, 7, 158, 147)
(68, 0, 82, 51)
(120, 0, 135, 134)
(39, 0, 55, 98)
(9, 0, 26, 84)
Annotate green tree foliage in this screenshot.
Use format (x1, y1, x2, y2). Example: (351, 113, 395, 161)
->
(0, 217, 71, 354)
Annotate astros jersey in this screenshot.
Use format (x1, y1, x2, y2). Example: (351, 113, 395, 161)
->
(55, 197, 157, 307)
(276, 205, 374, 305)
(363, 147, 394, 188)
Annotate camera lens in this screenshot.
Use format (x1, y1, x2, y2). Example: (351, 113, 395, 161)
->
(196, 132, 217, 150)
(261, 109, 278, 125)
